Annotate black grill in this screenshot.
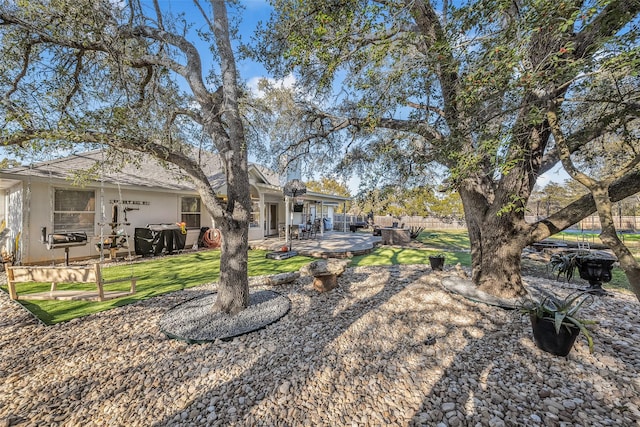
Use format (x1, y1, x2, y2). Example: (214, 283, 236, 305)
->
(46, 232, 88, 250)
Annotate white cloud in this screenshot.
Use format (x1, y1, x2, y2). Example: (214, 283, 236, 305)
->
(247, 74, 297, 98)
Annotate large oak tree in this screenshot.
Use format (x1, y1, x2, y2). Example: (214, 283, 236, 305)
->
(1, 0, 252, 314)
(258, 0, 640, 298)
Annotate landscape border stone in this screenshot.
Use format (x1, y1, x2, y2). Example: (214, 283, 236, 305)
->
(440, 276, 520, 309)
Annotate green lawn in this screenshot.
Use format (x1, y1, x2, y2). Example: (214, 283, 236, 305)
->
(414, 229, 471, 251)
(3, 228, 636, 324)
(553, 230, 640, 249)
(349, 229, 471, 268)
(350, 247, 471, 267)
(2, 250, 313, 325)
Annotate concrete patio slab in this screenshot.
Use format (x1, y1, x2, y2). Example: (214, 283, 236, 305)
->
(249, 231, 381, 258)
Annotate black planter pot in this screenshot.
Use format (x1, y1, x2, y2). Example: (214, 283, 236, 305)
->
(530, 315, 580, 356)
(429, 256, 445, 271)
(577, 257, 616, 293)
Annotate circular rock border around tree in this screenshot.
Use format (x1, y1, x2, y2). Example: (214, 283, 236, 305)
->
(159, 290, 291, 344)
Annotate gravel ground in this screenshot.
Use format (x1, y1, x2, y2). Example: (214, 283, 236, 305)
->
(1, 264, 639, 427)
(159, 290, 291, 342)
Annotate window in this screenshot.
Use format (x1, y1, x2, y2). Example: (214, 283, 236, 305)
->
(181, 197, 201, 228)
(250, 190, 260, 228)
(53, 189, 95, 233)
(250, 200, 260, 228)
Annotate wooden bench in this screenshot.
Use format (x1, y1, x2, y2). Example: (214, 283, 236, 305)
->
(6, 264, 136, 302)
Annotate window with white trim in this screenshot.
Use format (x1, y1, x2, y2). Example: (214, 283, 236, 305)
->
(250, 200, 260, 228)
(250, 190, 260, 228)
(53, 189, 96, 233)
(181, 197, 201, 228)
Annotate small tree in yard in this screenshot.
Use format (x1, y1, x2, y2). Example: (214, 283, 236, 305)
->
(1, 0, 251, 314)
(257, 0, 640, 299)
(547, 68, 640, 300)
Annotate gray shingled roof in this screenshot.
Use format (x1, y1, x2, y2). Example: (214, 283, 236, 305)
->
(0, 150, 280, 191)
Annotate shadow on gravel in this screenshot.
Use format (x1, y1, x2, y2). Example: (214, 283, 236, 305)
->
(148, 266, 410, 426)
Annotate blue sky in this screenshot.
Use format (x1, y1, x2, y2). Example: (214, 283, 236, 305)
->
(1, 1, 275, 160)
(2, 0, 568, 189)
(153, 0, 570, 189)
(157, 0, 274, 88)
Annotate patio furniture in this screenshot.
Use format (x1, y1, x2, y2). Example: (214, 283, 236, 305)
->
(530, 240, 568, 252)
(290, 224, 300, 240)
(309, 219, 322, 239)
(134, 224, 186, 256)
(380, 227, 411, 245)
(349, 222, 368, 232)
(298, 223, 310, 239)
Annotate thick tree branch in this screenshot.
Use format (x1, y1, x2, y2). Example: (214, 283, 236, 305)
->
(4, 40, 32, 99)
(211, 0, 243, 147)
(308, 106, 444, 142)
(63, 49, 84, 112)
(122, 26, 211, 102)
(407, 0, 459, 118)
(529, 168, 640, 242)
(572, 0, 640, 59)
(404, 101, 446, 119)
(1, 9, 215, 106)
(546, 103, 597, 188)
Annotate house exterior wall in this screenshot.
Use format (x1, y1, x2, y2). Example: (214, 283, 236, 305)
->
(16, 180, 209, 264)
(2, 165, 350, 263)
(261, 192, 286, 237)
(2, 183, 24, 262)
(248, 225, 263, 241)
(0, 189, 5, 224)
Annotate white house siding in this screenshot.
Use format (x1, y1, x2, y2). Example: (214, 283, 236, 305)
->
(20, 181, 205, 264)
(3, 183, 24, 262)
(0, 189, 5, 223)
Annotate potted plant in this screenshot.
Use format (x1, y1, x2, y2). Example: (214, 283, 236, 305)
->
(549, 250, 617, 294)
(429, 253, 445, 271)
(519, 292, 595, 356)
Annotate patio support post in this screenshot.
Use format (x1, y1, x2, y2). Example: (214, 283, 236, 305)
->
(320, 201, 324, 237)
(285, 195, 290, 249)
(343, 202, 347, 232)
(283, 179, 307, 252)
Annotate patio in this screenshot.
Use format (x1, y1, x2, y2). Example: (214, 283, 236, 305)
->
(249, 231, 382, 258)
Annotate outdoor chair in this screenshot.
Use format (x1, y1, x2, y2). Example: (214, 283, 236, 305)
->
(578, 241, 591, 251)
(309, 219, 322, 239)
(300, 223, 312, 239)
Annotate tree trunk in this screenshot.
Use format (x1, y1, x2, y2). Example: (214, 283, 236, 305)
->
(206, 147, 251, 315)
(208, 0, 252, 315)
(468, 215, 529, 299)
(460, 186, 529, 299)
(213, 216, 250, 314)
(592, 188, 640, 302)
